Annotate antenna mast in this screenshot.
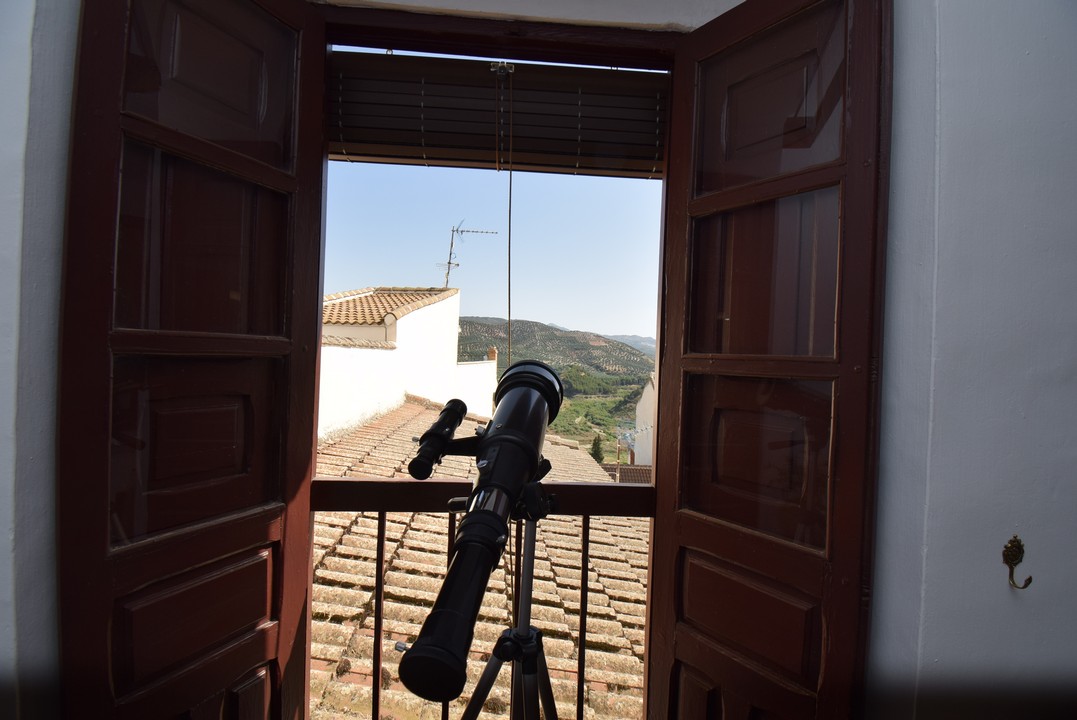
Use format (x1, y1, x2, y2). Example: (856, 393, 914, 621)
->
(439, 222, 497, 288)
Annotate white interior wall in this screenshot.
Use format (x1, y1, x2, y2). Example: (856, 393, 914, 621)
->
(870, 1, 1077, 715)
(1, 0, 79, 716)
(0, 2, 33, 707)
(322, 0, 737, 32)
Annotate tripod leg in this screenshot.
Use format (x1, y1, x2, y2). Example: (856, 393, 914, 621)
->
(536, 647, 558, 720)
(462, 652, 506, 720)
(519, 662, 541, 720)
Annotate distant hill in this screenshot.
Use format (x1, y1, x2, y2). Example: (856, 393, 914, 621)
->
(602, 334, 656, 357)
(459, 317, 652, 457)
(458, 317, 654, 379)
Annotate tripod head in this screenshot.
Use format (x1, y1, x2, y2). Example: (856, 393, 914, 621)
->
(399, 360, 563, 703)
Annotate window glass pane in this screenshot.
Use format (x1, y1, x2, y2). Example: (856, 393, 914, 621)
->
(695, 0, 845, 194)
(682, 374, 833, 549)
(689, 185, 840, 356)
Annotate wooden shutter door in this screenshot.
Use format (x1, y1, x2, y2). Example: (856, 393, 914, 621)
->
(57, 0, 324, 717)
(649, 0, 888, 718)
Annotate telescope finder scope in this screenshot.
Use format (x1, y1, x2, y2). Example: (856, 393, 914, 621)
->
(408, 398, 468, 480)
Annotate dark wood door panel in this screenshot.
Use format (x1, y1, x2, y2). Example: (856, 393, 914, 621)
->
(116, 140, 287, 336)
(672, 633, 816, 720)
(181, 663, 276, 720)
(679, 550, 820, 686)
(110, 356, 283, 544)
(125, 0, 297, 169)
(688, 186, 841, 357)
(115, 625, 280, 720)
(674, 510, 826, 597)
(110, 503, 284, 597)
(112, 547, 275, 693)
(59, 0, 323, 716)
(651, 0, 888, 717)
(681, 374, 833, 549)
(695, 0, 846, 195)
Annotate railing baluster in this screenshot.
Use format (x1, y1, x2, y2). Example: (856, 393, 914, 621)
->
(443, 511, 456, 720)
(373, 511, 387, 718)
(577, 514, 590, 720)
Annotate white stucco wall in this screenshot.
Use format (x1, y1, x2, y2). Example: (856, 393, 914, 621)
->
(317, 346, 406, 438)
(1, 0, 79, 716)
(455, 360, 498, 417)
(634, 377, 656, 466)
(392, 292, 463, 404)
(870, 1, 1077, 715)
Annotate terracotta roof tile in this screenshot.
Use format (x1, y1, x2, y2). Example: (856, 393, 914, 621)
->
(310, 399, 649, 719)
(322, 287, 459, 326)
(600, 463, 653, 484)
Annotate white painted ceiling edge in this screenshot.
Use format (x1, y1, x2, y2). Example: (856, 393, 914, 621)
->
(315, 0, 744, 32)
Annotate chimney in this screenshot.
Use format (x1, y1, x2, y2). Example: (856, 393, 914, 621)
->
(487, 346, 498, 362)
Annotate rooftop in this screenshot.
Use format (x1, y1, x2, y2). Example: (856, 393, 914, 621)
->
(310, 398, 650, 719)
(323, 287, 459, 326)
(600, 464, 653, 485)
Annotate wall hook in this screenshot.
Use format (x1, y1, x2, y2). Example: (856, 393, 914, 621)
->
(1002, 534, 1032, 590)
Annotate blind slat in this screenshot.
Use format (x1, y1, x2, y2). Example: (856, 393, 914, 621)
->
(327, 50, 668, 178)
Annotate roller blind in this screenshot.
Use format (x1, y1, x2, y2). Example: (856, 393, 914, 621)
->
(327, 50, 669, 178)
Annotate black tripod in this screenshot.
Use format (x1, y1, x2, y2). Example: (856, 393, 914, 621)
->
(461, 486, 558, 720)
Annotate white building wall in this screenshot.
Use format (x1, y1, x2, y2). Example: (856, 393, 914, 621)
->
(454, 361, 498, 417)
(393, 292, 462, 405)
(634, 377, 656, 466)
(317, 346, 405, 438)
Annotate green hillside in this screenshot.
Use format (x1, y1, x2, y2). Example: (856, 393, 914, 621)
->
(458, 317, 653, 459)
(458, 317, 654, 377)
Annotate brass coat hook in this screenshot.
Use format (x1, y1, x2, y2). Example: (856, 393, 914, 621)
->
(1002, 534, 1032, 590)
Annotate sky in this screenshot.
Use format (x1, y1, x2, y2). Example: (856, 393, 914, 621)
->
(323, 161, 664, 338)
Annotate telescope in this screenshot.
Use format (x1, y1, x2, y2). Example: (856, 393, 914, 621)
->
(398, 360, 563, 704)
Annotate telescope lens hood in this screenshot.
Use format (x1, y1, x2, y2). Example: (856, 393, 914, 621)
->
(494, 360, 564, 423)
(398, 620, 468, 702)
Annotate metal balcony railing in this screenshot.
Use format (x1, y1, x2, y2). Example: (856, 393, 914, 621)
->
(310, 477, 654, 720)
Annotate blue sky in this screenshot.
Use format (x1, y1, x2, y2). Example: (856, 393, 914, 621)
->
(324, 161, 663, 338)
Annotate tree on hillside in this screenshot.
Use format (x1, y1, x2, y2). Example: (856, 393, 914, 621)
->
(589, 434, 605, 464)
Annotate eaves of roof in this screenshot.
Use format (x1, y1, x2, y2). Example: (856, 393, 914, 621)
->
(321, 335, 397, 349)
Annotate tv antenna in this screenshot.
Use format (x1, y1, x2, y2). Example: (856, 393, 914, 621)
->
(438, 220, 497, 288)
